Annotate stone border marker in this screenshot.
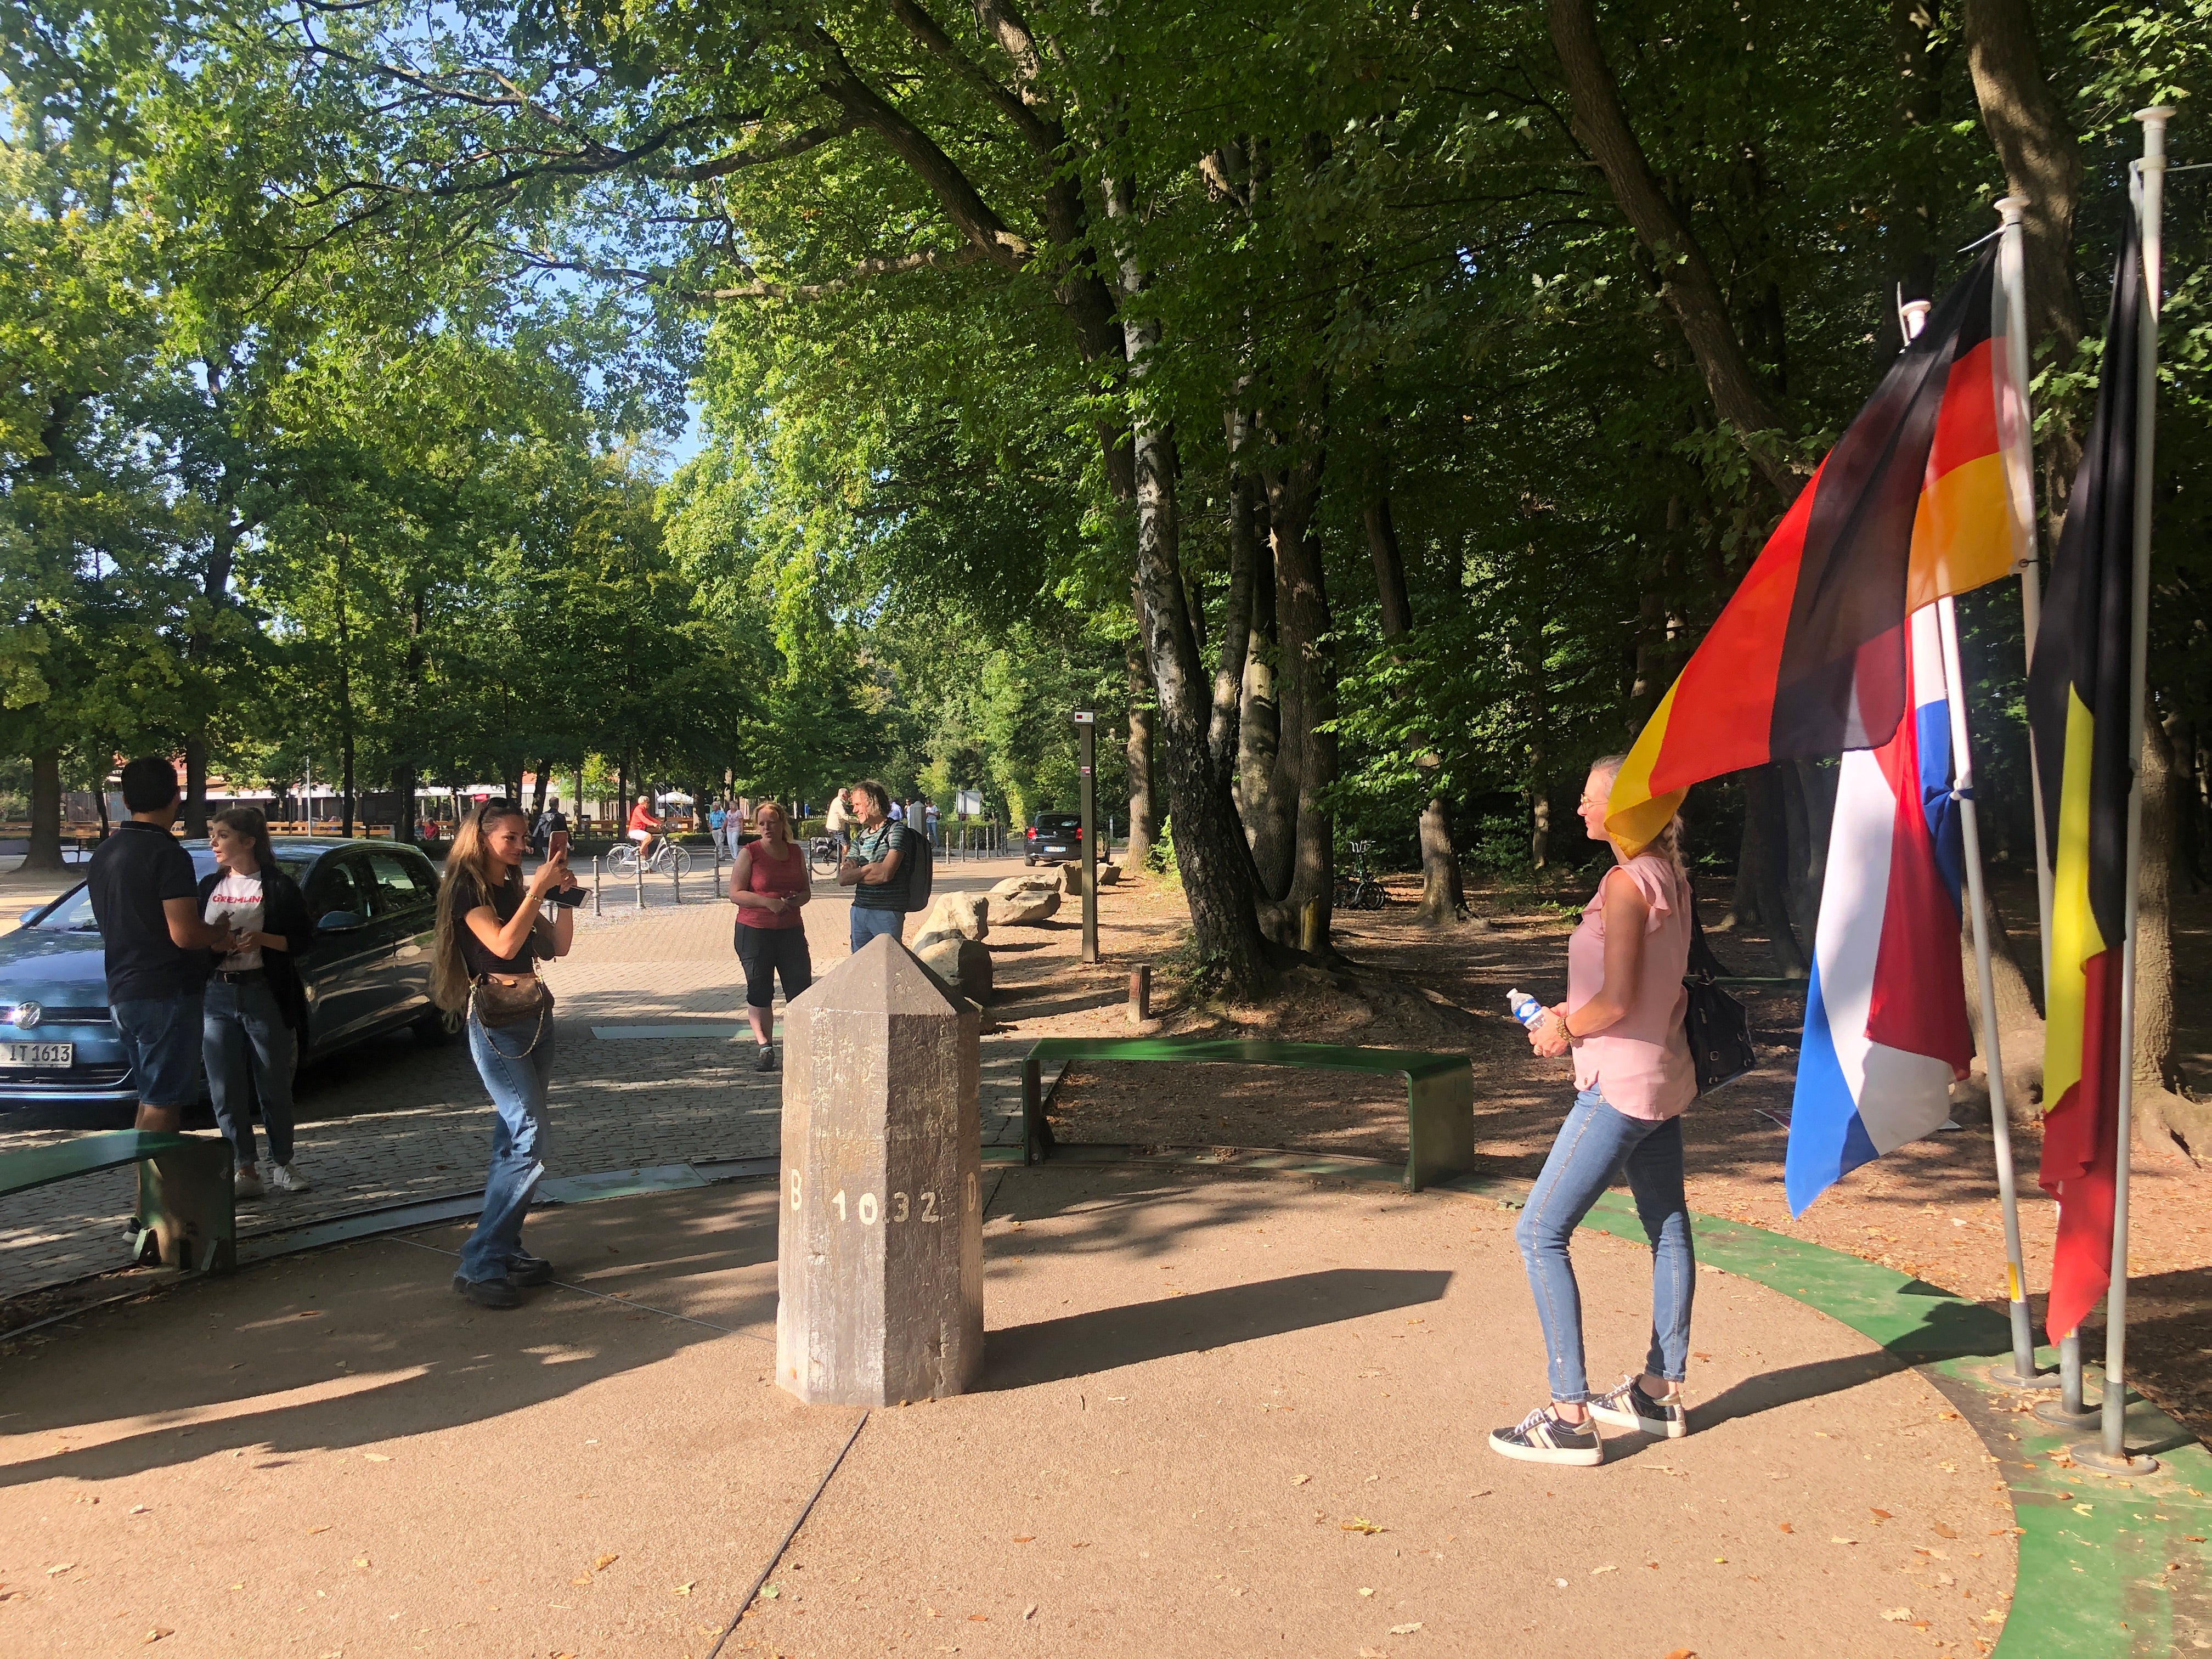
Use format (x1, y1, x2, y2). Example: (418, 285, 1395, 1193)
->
(776, 934, 984, 1404)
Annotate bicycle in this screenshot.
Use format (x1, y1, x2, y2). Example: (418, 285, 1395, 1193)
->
(808, 835, 842, 877)
(605, 837, 692, 878)
(1334, 841, 1390, 911)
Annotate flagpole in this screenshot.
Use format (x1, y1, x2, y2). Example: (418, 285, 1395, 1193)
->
(1932, 597, 2045, 1386)
(1897, 287, 2045, 1389)
(1992, 194, 2102, 1427)
(2074, 105, 2173, 1479)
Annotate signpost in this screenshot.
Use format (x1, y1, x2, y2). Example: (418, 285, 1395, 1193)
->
(1075, 712, 1098, 964)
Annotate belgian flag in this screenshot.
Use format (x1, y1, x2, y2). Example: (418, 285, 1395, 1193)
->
(2028, 212, 2145, 1345)
(1606, 245, 2034, 855)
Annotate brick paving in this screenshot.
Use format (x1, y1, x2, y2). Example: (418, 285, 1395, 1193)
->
(0, 853, 1049, 1303)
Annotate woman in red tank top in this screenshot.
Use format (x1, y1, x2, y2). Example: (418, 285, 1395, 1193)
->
(729, 800, 813, 1070)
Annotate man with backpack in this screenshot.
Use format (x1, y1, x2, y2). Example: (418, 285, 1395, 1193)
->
(837, 778, 931, 951)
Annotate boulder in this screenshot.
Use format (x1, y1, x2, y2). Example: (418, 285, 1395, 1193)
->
(916, 891, 990, 943)
(918, 935, 994, 1004)
(1060, 860, 1084, 894)
(989, 873, 1059, 900)
(1097, 862, 1121, 886)
(988, 885, 1062, 926)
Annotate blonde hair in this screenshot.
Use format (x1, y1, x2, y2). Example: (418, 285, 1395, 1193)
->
(752, 800, 792, 848)
(1587, 754, 1686, 877)
(431, 800, 528, 1011)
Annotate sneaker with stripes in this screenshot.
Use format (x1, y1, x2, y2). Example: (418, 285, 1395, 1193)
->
(1589, 1374, 1689, 1438)
(1488, 1404, 1603, 1466)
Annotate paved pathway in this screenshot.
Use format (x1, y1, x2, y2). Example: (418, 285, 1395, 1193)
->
(0, 854, 1043, 1304)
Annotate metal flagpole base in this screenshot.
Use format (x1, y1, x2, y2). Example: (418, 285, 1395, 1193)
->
(2068, 1443, 2160, 1479)
(2033, 1396, 2104, 1429)
(1979, 1359, 2055, 1389)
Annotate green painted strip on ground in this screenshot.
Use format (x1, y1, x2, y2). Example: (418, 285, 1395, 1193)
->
(1046, 1142, 2211, 1659)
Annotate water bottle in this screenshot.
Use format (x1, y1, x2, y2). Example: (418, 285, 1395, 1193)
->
(1507, 989, 1547, 1030)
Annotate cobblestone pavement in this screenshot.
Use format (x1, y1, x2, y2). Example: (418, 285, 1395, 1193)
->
(0, 853, 1048, 1302)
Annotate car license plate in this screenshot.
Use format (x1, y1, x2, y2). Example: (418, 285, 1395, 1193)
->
(0, 1041, 72, 1067)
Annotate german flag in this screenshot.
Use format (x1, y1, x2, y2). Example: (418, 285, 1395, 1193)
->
(1607, 246, 2034, 854)
(2029, 213, 2145, 1344)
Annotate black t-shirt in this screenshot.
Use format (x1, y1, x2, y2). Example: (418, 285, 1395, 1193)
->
(87, 821, 203, 1002)
(449, 868, 547, 979)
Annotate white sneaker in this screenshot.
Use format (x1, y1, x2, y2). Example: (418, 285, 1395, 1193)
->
(266, 1161, 311, 1195)
(233, 1163, 265, 1200)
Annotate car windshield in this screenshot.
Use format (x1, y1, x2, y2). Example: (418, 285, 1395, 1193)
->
(27, 854, 318, 934)
(1036, 816, 1080, 831)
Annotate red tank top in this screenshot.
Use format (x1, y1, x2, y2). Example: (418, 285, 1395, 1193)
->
(735, 839, 807, 929)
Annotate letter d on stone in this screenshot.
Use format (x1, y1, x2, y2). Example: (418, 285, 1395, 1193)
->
(776, 934, 984, 1404)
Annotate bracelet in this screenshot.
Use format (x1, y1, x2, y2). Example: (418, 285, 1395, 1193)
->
(1552, 1009, 1576, 1042)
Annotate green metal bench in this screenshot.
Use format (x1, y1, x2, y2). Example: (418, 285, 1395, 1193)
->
(0, 1131, 236, 1275)
(1020, 1037, 1476, 1191)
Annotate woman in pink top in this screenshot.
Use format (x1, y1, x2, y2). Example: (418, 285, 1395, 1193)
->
(1490, 755, 1697, 1468)
(730, 801, 813, 1071)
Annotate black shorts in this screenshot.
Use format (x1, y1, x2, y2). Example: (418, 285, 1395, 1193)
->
(734, 922, 813, 1011)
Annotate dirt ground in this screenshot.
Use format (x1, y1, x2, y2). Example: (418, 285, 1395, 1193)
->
(1022, 861, 2212, 1452)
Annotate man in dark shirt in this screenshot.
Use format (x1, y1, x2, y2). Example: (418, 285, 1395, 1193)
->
(87, 757, 238, 1131)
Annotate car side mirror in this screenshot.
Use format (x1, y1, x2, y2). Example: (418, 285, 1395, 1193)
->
(317, 910, 363, 933)
(19, 908, 42, 926)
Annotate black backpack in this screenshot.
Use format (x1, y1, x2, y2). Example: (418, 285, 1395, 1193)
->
(899, 822, 934, 912)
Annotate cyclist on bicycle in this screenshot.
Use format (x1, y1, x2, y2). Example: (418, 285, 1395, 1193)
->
(627, 794, 665, 865)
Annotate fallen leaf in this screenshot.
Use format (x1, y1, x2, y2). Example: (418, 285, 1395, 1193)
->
(1932, 1523, 1959, 1539)
(673, 1582, 694, 1597)
(362, 1453, 391, 1463)
(1591, 1564, 1618, 1575)
(1937, 1410, 1962, 1421)
(1023, 1605, 1036, 1621)
(306, 1526, 330, 1536)
(570, 1575, 591, 1587)
(129, 1505, 150, 1515)
(594, 1554, 619, 1572)
(352, 1558, 370, 1571)
(1882, 1608, 1913, 1622)
(1831, 1537, 1858, 1545)
(1664, 1650, 1699, 1659)
(1358, 1587, 1375, 1598)
(968, 1613, 989, 1623)
(1291, 1475, 1311, 1486)
(1777, 1522, 1793, 1534)
(1388, 1622, 1424, 1635)
(1341, 1518, 1384, 1535)
(141, 1628, 173, 1644)
(760, 1584, 779, 1600)
(1012, 1536, 1034, 1544)
(1870, 1509, 1892, 1521)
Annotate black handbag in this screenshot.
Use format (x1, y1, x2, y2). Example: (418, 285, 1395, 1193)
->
(1682, 876, 1756, 1093)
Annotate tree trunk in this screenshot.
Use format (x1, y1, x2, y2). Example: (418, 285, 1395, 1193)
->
(1235, 518, 1281, 842)
(1366, 488, 1473, 927)
(182, 738, 211, 840)
(1717, 793, 1761, 932)
(1962, 0, 2086, 513)
(2132, 712, 2208, 1159)
(335, 537, 356, 839)
(1103, 177, 1272, 992)
(395, 589, 425, 847)
(1125, 637, 1157, 868)
(1210, 432, 1262, 769)
(1747, 765, 1809, 975)
(24, 749, 65, 873)
(1250, 469, 1307, 901)
(531, 762, 551, 820)
(1530, 744, 1551, 871)
(1546, 0, 1795, 490)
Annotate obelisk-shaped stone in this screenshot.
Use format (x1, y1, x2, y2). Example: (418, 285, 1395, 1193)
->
(776, 933, 984, 1404)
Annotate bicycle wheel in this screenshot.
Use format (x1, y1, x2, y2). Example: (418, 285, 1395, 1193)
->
(667, 845, 692, 877)
(606, 843, 637, 876)
(810, 840, 839, 877)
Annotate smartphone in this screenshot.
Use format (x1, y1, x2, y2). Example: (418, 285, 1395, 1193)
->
(548, 829, 570, 859)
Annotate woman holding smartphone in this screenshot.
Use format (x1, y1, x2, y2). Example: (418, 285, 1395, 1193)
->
(729, 799, 812, 1071)
(199, 807, 314, 1199)
(432, 799, 582, 1309)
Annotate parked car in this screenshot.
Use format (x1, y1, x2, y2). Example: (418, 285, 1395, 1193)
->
(1023, 812, 1082, 866)
(0, 838, 455, 1125)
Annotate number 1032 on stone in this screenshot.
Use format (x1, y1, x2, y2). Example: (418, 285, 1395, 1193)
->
(789, 1170, 979, 1225)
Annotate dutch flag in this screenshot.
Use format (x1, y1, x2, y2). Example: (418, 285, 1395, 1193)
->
(1784, 604, 1976, 1216)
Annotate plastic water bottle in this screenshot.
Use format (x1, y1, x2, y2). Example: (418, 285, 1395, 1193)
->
(1507, 989, 1547, 1030)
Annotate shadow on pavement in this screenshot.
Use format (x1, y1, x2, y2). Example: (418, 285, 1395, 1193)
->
(982, 1266, 1451, 1389)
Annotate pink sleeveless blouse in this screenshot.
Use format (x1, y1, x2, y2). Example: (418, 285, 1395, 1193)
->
(1565, 854, 1696, 1121)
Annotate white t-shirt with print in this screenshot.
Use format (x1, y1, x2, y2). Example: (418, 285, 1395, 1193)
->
(204, 870, 266, 971)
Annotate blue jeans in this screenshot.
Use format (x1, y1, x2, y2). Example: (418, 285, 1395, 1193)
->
(112, 992, 205, 1109)
(459, 1007, 554, 1283)
(849, 905, 905, 952)
(204, 976, 297, 1166)
(1514, 1087, 1695, 1403)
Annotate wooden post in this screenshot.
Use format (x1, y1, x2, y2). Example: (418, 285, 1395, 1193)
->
(1128, 965, 1151, 1025)
(777, 936, 984, 1405)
